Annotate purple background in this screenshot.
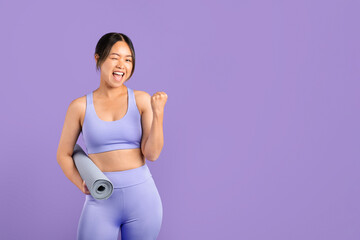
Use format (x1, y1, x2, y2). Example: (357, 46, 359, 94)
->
(0, 0, 359, 239)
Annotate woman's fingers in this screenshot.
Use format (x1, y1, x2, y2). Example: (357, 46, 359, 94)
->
(82, 180, 91, 194)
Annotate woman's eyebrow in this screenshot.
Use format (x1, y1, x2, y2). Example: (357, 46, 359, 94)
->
(110, 53, 133, 58)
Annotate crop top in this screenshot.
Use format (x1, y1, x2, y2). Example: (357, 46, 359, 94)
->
(81, 87, 142, 154)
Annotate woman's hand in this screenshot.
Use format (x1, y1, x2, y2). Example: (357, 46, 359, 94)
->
(151, 92, 168, 116)
(82, 180, 91, 195)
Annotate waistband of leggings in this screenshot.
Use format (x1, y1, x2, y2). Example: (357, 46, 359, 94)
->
(102, 163, 152, 188)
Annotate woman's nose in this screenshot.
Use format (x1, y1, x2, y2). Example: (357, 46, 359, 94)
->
(116, 61, 125, 68)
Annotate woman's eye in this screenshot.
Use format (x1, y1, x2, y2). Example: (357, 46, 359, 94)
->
(111, 58, 131, 62)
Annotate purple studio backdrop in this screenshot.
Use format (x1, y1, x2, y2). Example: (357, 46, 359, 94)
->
(0, 0, 359, 239)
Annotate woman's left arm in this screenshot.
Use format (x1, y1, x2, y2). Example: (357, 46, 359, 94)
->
(141, 91, 168, 161)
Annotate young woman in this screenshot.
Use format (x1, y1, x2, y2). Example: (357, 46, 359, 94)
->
(56, 32, 167, 240)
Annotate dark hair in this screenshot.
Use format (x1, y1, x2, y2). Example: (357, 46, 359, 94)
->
(94, 32, 136, 81)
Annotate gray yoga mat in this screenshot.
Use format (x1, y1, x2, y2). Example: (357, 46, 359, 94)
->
(72, 144, 114, 200)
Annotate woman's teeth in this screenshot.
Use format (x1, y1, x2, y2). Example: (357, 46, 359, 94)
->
(113, 72, 124, 81)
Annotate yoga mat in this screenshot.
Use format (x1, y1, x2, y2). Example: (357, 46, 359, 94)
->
(72, 144, 114, 200)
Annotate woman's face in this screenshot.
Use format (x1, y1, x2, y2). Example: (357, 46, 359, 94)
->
(96, 41, 133, 86)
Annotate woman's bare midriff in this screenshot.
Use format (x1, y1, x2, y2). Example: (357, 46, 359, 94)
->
(88, 148, 146, 172)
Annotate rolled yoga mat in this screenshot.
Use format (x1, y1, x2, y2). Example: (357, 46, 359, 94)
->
(72, 144, 114, 200)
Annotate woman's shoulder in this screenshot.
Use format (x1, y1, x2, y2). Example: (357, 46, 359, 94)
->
(133, 89, 151, 98)
(132, 89, 151, 114)
(66, 94, 87, 125)
(133, 89, 151, 101)
(70, 94, 87, 109)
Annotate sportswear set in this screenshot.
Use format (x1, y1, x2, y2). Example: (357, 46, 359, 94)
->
(77, 87, 163, 240)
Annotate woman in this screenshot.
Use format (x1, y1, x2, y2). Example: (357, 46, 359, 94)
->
(56, 32, 167, 240)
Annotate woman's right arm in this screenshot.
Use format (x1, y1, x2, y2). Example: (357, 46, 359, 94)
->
(56, 98, 86, 194)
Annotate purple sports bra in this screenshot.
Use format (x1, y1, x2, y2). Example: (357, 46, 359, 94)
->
(81, 87, 142, 154)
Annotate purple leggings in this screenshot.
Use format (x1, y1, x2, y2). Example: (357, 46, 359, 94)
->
(77, 163, 163, 240)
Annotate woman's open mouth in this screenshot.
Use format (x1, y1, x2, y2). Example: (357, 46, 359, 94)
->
(113, 71, 124, 81)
